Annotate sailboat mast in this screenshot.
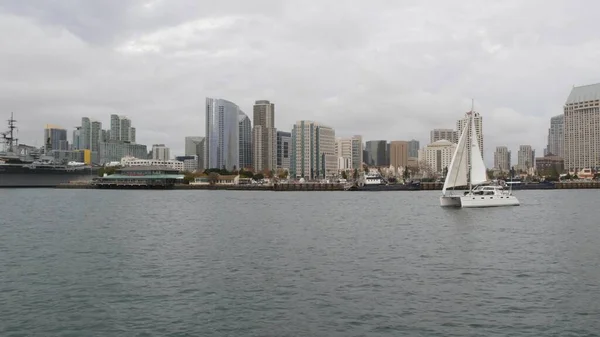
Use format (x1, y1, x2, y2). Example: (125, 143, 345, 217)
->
(467, 119, 472, 191)
(467, 103, 473, 192)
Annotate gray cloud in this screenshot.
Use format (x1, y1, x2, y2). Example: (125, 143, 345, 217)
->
(1, 0, 599, 165)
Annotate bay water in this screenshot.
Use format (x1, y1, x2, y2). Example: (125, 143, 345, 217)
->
(1, 189, 599, 336)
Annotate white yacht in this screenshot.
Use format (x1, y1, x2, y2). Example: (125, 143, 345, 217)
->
(440, 109, 520, 208)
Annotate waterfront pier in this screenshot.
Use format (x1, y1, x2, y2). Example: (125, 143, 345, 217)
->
(56, 176, 600, 191)
(91, 166, 184, 189)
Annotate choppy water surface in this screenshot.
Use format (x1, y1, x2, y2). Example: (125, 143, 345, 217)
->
(1, 189, 599, 336)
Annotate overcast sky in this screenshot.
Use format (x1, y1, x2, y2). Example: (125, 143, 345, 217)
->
(1, 0, 599, 165)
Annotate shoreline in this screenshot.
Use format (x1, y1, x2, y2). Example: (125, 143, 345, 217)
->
(47, 181, 600, 191)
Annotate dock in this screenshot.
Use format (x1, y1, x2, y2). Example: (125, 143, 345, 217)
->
(273, 183, 344, 191)
(555, 181, 600, 189)
(55, 180, 600, 191)
(57, 182, 345, 191)
(419, 181, 600, 190)
(177, 184, 272, 191)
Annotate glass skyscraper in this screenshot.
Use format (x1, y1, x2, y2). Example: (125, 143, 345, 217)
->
(277, 131, 291, 171)
(365, 140, 387, 166)
(238, 111, 252, 170)
(205, 98, 241, 171)
(43, 125, 68, 151)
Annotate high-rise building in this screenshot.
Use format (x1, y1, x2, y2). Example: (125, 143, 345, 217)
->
(110, 114, 134, 142)
(80, 117, 91, 150)
(185, 136, 206, 170)
(389, 141, 409, 169)
(317, 125, 336, 178)
(335, 135, 364, 171)
(205, 98, 241, 171)
(430, 129, 457, 144)
(408, 139, 420, 158)
(418, 140, 457, 175)
(335, 137, 352, 170)
(185, 136, 204, 156)
(119, 117, 131, 142)
(152, 144, 170, 161)
(79, 117, 101, 163)
(365, 140, 387, 166)
(494, 146, 511, 172)
(385, 142, 391, 166)
(99, 142, 148, 164)
(90, 120, 102, 153)
(545, 114, 563, 157)
(101, 129, 109, 143)
(44, 124, 68, 151)
(291, 121, 336, 179)
(351, 135, 364, 170)
(277, 131, 291, 171)
(196, 138, 205, 171)
(110, 114, 121, 141)
(456, 111, 483, 166)
(335, 137, 351, 158)
(129, 127, 136, 143)
(238, 111, 252, 170)
(291, 121, 316, 179)
(517, 145, 535, 172)
(564, 83, 600, 171)
(252, 100, 276, 172)
(72, 126, 82, 150)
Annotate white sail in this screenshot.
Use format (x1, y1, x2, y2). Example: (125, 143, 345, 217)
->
(442, 121, 469, 194)
(469, 114, 488, 186)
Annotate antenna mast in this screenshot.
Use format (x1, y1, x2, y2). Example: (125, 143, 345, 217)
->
(1, 112, 18, 153)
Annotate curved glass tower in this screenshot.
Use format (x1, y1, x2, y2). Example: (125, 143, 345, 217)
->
(205, 98, 241, 171)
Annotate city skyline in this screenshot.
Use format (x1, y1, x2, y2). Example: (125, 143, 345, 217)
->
(16, 83, 599, 173)
(15, 85, 590, 171)
(11, 102, 568, 169)
(17, 96, 590, 171)
(3, 1, 599, 165)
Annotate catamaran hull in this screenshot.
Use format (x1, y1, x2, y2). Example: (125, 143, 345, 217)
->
(460, 195, 520, 208)
(440, 194, 520, 207)
(440, 196, 462, 207)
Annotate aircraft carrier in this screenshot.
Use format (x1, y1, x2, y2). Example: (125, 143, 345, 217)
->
(0, 113, 98, 187)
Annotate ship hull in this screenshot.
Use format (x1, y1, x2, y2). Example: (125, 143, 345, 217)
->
(0, 167, 98, 187)
(348, 183, 421, 191)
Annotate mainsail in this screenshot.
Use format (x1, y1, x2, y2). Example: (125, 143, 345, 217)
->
(442, 121, 469, 194)
(469, 114, 488, 186)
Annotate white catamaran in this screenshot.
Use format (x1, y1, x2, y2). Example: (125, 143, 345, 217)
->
(439, 110, 520, 208)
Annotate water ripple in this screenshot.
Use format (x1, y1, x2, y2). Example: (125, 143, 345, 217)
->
(0, 190, 599, 336)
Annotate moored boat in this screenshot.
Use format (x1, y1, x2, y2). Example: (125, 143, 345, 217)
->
(346, 171, 421, 191)
(0, 113, 98, 187)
